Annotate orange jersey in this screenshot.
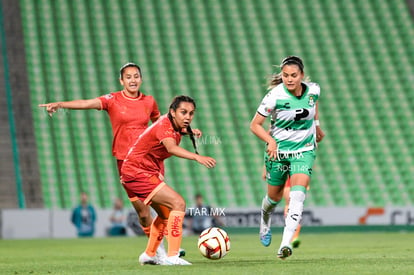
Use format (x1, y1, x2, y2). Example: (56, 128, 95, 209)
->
(122, 115, 182, 178)
(99, 91, 160, 160)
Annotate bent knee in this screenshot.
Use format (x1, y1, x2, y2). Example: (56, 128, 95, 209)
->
(132, 202, 151, 219)
(171, 197, 186, 211)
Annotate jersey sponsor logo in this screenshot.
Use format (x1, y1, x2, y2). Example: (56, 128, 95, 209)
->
(294, 108, 310, 121)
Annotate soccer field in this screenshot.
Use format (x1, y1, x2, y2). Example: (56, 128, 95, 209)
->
(0, 231, 413, 275)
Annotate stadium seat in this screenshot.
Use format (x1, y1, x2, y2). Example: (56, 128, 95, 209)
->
(21, 0, 414, 208)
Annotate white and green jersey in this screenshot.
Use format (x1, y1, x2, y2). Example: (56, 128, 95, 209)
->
(257, 82, 320, 153)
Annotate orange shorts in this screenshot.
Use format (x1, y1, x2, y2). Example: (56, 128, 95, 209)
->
(117, 160, 139, 201)
(121, 172, 165, 205)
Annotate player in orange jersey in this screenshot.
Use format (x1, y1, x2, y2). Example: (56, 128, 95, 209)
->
(39, 63, 168, 253)
(121, 95, 216, 265)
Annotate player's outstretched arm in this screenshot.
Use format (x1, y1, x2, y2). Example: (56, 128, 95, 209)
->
(38, 98, 101, 117)
(162, 137, 216, 168)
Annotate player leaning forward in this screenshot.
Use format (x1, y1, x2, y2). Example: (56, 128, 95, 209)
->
(121, 95, 216, 265)
(250, 56, 323, 259)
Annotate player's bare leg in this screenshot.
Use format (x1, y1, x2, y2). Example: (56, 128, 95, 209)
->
(131, 200, 168, 263)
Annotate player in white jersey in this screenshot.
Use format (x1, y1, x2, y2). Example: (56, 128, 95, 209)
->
(250, 56, 325, 259)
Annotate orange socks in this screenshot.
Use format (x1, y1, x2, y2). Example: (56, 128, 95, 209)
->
(166, 210, 185, 256)
(145, 217, 167, 257)
(141, 225, 151, 237)
(143, 209, 185, 257)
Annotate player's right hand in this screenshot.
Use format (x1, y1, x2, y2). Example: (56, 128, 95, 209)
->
(38, 103, 60, 117)
(266, 140, 278, 160)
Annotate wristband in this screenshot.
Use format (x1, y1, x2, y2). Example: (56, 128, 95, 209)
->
(315, 120, 320, 126)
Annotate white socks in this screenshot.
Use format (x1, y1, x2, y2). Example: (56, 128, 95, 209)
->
(281, 189, 306, 247)
(261, 195, 279, 225)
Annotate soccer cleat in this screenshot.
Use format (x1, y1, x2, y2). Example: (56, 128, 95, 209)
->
(156, 245, 167, 258)
(259, 210, 272, 247)
(179, 248, 186, 257)
(260, 228, 272, 247)
(138, 252, 160, 265)
(162, 254, 192, 265)
(291, 238, 301, 248)
(277, 245, 292, 260)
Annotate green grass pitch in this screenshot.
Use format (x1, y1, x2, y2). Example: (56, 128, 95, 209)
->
(1, 231, 413, 274)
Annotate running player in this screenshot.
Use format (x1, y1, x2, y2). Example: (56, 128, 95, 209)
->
(121, 95, 216, 265)
(260, 119, 324, 249)
(250, 56, 324, 259)
(39, 63, 169, 255)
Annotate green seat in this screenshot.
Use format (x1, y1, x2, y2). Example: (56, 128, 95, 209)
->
(20, 0, 414, 208)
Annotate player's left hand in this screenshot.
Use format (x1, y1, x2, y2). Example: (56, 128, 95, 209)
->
(316, 126, 325, 142)
(192, 128, 202, 138)
(195, 155, 216, 168)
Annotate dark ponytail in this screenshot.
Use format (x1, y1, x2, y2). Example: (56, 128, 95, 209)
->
(186, 125, 199, 155)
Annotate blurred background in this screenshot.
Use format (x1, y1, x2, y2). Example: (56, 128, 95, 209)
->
(1, 0, 413, 213)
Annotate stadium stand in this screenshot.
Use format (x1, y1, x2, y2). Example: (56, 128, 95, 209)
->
(17, 0, 414, 208)
(0, 0, 43, 208)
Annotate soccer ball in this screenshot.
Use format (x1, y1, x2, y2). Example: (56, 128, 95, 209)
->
(197, 227, 230, 260)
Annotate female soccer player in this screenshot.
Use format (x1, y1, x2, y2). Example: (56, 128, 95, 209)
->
(250, 56, 324, 259)
(260, 123, 324, 249)
(121, 95, 216, 265)
(39, 63, 166, 251)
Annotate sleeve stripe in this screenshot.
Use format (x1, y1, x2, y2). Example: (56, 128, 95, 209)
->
(256, 111, 268, 117)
